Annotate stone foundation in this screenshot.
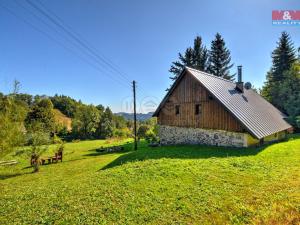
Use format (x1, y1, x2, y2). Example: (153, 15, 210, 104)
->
(159, 125, 247, 147)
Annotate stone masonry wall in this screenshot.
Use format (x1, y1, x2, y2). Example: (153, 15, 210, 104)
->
(159, 125, 247, 147)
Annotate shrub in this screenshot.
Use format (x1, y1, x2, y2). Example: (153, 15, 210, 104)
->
(137, 125, 149, 139)
(57, 143, 64, 153)
(26, 131, 51, 173)
(113, 128, 131, 138)
(53, 134, 63, 144)
(145, 130, 159, 143)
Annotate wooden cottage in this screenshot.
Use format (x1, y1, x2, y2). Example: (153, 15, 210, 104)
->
(153, 67, 292, 147)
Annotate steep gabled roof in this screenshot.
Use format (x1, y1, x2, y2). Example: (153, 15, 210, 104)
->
(153, 67, 292, 139)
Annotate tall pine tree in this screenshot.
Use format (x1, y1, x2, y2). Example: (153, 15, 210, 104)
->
(192, 36, 209, 72)
(261, 31, 296, 110)
(169, 36, 208, 80)
(271, 31, 296, 82)
(207, 33, 234, 80)
(169, 47, 194, 80)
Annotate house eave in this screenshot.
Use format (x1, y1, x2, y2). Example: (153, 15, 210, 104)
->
(152, 68, 188, 117)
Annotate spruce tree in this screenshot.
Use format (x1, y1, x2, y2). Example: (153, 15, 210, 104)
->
(169, 48, 193, 80)
(207, 33, 234, 80)
(261, 31, 296, 110)
(191, 36, 209, 72)
(271, 31, 296, 82)
(169, 36, 208, 80)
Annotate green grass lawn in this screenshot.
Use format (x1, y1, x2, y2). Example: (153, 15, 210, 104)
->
(1, 136, 300, 225)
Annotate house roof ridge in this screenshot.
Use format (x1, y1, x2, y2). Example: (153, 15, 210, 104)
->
(185, 67, 235, 83)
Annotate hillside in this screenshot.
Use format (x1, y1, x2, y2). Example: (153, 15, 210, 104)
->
(53, 109, 72, 131)
(0, 136, 300, 224)
(115, 112, 153, 121)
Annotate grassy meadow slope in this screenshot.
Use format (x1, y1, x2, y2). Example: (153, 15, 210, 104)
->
(53, 109, 72, 131)
(0, 136, 300, 224)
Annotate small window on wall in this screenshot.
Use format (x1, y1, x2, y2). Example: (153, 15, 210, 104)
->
(195, 104, 201, 115)
(175, 105, 180, 115)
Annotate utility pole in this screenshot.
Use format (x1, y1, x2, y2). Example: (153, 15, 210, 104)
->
(132, 80, 137, 150)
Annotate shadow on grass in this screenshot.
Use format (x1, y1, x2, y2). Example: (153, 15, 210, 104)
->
(99, 141, 284, 170)
(84, 142, 134, 157)
(21, 157, 88, 170)
(0, 171, 32, 180)
(100, 134, 300, 170)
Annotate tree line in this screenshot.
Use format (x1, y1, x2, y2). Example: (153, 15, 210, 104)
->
(0, 90, 157, 159)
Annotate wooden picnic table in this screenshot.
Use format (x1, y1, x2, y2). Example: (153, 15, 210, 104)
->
(41, 157, 52, 165)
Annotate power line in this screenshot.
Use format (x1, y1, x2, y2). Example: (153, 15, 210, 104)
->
(0, 2, 130, 89)
(14, 0, 130, 86)
(25, 0, 132, 85)
(3, 1, 151, 103)
(31, 0, 151, 97)
(35, 0, 132, 83)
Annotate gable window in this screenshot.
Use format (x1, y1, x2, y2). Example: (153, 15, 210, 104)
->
(175, 105, 180, 115)
(195, 104, 201, 115)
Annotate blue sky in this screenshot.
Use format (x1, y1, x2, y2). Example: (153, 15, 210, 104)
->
(0, 0, 299, 113)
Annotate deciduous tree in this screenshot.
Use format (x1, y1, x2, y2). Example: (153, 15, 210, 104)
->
(0, 96, 27, 158)
(72, 105, 100, 139)
(25, 98, 56, 134)
(277, 62, 300, 130)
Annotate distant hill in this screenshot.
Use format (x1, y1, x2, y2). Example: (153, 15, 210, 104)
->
(54, 109, 72, 131)
(115, 112, 154, 121)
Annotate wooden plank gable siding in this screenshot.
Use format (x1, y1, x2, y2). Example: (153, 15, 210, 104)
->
(157, 72, 244, 132)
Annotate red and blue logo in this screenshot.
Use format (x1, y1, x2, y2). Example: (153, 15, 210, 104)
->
(272, 10, 300, 25)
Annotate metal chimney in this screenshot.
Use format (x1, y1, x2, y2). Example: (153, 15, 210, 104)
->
(236, 65, 244, 92)
(237, 66, 242, 82)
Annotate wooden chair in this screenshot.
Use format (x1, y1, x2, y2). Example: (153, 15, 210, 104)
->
(52, 151, 63, 163)
(30, 154, 38, 166)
